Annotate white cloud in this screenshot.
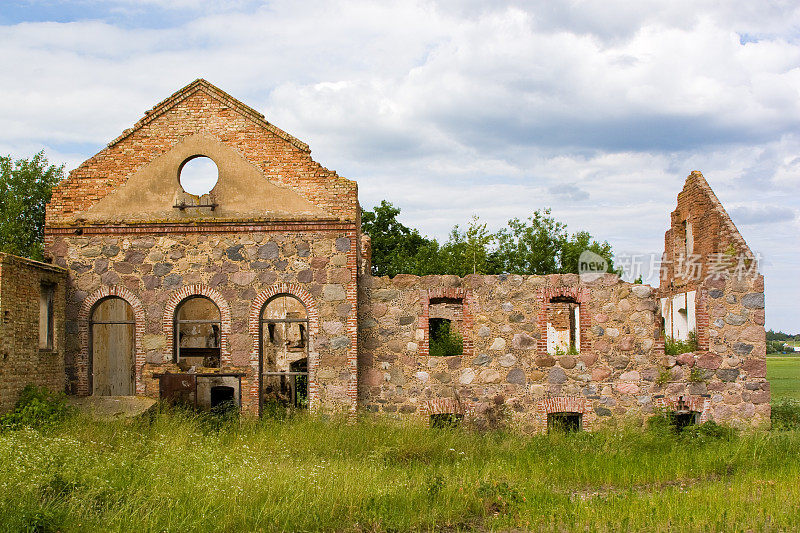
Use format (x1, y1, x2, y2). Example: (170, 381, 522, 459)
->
(1, 0, 798, 330)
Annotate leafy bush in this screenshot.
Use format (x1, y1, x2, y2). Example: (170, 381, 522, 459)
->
(0, 385, 73, 430)
(681, 420, 738, 441)
(429, 320, 463, 357)
(771, 399, 800, 430)
(665, 331, 699, 355)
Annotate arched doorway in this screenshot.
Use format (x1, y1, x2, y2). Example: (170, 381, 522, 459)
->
(90, 296, 135, 395)
(260, 294, 309, 411)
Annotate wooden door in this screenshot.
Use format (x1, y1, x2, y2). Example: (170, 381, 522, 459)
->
(91, 297, 135, 396)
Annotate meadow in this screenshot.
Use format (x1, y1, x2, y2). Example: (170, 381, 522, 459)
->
(2, 405, 800, 533)
(767, 355, 800, 400)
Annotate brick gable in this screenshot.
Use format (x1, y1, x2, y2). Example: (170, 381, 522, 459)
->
(47, 79, 358, 225)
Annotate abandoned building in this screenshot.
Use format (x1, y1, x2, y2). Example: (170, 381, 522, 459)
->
(0, 79, 769, 431)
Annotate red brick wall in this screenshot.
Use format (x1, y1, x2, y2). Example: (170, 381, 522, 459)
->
(47, 80, 358, 225)
(0, 254, 66, 413)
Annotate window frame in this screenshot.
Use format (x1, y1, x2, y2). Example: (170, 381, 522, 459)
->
(259, 294, 310, 410)
(174, 295, 222, 368)
(39, 283, 56, 351)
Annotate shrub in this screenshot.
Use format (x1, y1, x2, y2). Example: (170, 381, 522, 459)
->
(429, 320, 463, 357)
(0, 385, 73, 430)
(665, 331, 699, 355)
(771, 399, 800, 431)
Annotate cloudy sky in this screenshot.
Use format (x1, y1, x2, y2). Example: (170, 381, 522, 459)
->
(1, 0, 798, 331)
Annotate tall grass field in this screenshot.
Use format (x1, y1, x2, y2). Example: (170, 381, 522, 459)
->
(2, 404, 800, 532)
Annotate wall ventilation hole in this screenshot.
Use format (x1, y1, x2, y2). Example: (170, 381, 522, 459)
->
(179, 156, 219, 196)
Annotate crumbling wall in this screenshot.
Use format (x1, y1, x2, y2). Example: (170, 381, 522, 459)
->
(0, 254, 66, 413)
(656, 171, 769, 426)
(358, 271, 770, 431)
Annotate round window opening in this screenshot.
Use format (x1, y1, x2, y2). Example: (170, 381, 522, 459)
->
(179, 156, 219, 196)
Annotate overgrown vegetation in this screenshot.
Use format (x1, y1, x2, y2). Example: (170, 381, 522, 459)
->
(771, 399, 800, 430)
(361, 201, 617, 277)
(655, 366, 673, 386)
(664, 331, 699, 355)
(1, 409, 800, 531)
(428, 319, 463, 357)
(0, 385, 72, 431)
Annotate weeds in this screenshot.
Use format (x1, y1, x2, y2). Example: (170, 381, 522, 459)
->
(655, 366, 673, 386)
(688, 366, 706, 383)
(664, 331, 699, 355)
(0, 410, 798, 531)
(772, 399, 800, 430)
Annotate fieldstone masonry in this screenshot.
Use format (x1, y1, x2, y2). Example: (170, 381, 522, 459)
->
(0, 80, 769, 430)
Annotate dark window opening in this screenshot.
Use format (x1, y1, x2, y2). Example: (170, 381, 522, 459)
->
(430, 413, 463, 429)
(175, 296, 222, 369)
(210, 385, 236, 413)
(39, 283, 55, 350)
(547, 412, 582, 433)
(261, 295, 310, 411)
(671, 411, 700, 431)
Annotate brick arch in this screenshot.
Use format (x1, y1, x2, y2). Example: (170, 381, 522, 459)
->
(421, 398, 475, 426)
(248, 283, 320, 413)
(654, 395, 711, 424)
(78, 285, 146, 396)
(163, 285, 231, 365)
(419, 287, 476, 358)
(534, 396, 596, 432)
(537, 286, 592, 358)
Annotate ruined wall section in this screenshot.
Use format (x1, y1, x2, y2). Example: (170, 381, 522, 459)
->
(655, 170, 768, 425)
(657, 273, 769, 425)
(661, 171, 754, 292)
(50, 229, 358, 415)
(46, 80, 358, 224)
(358, 272, 768, 431)
(0, 254, 66, 413)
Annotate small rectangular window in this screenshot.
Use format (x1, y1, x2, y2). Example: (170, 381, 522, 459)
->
(547, 412, 582, 433)
(430, 413, 463, 429)
(39, 284, 55, 350)
(428, 297, 464, 357)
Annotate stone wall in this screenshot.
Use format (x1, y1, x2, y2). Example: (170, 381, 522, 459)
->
(48, 229, 358, 415)
(358, 271, 770, 431)
(0, 254, 66, 413)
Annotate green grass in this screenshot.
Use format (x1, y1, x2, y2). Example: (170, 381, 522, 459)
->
(767, 356, 800, 400)
(2, 411, 800, 532)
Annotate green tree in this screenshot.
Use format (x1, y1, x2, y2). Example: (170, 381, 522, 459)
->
(361, 201, 437, 277)
(434, 215, 498, 276)
(559, 230, 617, 274)
(0, 151, 64, 260)
(362, 202, 618, 278)
(492, 209, 566, 275)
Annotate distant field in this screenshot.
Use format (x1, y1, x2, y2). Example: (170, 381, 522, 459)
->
(767, 356, 800, 400)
